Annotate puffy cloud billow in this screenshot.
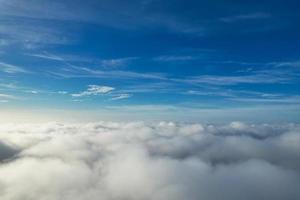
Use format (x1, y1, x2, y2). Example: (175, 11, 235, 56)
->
(0, 121, 300, 200)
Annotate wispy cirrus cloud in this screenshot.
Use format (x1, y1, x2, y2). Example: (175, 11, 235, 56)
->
(100, 57, 137, 68)
(0, 83, 18, 90)
(153, 55, 198, 62)
(268, 61, 300, 68)
(187, 90, 235, 97)
(71, 85, 115, 97)
(229, 95, 300, 104)
(184, 69, 297, 85)
(186, 74, 285, 85)
(0, 93, 17, 103)
(111, 94, 132, 100)
(0, 94, 16, 99)
(26, 53, 65, 61)
(50, 66, 166, 80)
(187, 89, 287, 100)
(0, 19, 71, 48)
(220, 12, 271, 23)
(0, 0, 208, 37)
(0, 62, 29, 74)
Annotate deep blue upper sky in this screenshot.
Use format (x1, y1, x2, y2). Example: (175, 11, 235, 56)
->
(0, 0, 299, 122)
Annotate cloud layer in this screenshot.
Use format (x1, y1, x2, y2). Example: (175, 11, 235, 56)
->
(0, 121, 300, 200)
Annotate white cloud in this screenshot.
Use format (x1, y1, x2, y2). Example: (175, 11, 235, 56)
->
(58, 91, 68, 95)
(53, 66, 166, 80)
(0, 122, 299, 200)
(26, 53, 65, 61)
(268, 61, 300, 68)
(27, 90, 38, 94)
(0, 94, 16, 99)
(0, 93, 17, 103)
(111, 94, 132, 100)
(154, 55, 197, 62)
(72, 85, 115, 97)
(0, 19, 70, 48)
(0, 0, 206, 36)
(0, 62, 29, 74)
(101, 57, 137, 68)
(185, 70, 293, 85)
(229, 96, 300, 104)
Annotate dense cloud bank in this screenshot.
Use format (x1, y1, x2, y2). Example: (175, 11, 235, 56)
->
(0, 121, 300, 200)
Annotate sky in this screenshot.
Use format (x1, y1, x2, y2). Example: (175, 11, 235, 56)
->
(0, 2, 300, 199)
(0, 0, 300, 122)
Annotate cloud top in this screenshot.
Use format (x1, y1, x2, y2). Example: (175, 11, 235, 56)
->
(0, 121, 299, 200)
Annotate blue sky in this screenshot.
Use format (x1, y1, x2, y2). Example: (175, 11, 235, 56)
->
(0, 0, 299, 122)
